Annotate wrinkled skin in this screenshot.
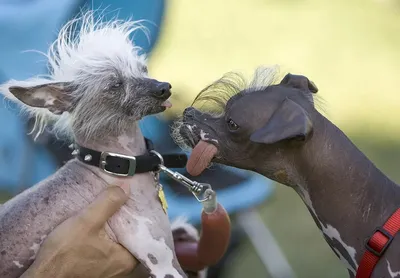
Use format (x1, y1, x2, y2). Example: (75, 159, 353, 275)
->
(178, 72, 400, 277)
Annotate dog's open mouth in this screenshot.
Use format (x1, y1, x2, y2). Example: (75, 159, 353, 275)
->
(177, 107, 220, 176)
(152, 98, 172, 114)
(161, 99, 172, 108)
(187, 140, 218, 176)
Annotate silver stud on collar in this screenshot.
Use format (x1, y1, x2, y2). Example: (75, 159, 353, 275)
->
(71, 149, 79, 156)
(84, 154, 92, 162)
(68, 144, 75, 149)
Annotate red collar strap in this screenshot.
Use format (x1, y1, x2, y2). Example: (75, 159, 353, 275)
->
(356, 208, 400, 278)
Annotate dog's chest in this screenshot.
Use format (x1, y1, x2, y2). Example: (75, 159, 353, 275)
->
(106, 172, 184, 277)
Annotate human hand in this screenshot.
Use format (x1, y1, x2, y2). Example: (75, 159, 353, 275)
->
(21, 186, 137, 278)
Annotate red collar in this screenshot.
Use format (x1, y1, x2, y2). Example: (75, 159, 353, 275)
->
(356, 208, 400, 278)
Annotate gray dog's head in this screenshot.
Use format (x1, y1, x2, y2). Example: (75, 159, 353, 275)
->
(174, 66, 319, 181)
(0, 12, 172, 143)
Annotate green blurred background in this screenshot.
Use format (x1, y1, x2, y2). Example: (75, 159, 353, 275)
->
(147, 0, 400, 277)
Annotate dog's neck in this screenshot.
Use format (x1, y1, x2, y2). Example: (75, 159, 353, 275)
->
(75, 122, 146, 156)
(288, 115, 400, 275)
(74, 122, 152, 193)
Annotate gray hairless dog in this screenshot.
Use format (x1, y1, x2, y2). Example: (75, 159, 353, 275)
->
(0, 11, 200, 278)
(174, 66, 400, 278)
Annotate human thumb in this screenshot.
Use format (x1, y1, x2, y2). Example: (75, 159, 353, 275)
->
(79, 186, 129, 230)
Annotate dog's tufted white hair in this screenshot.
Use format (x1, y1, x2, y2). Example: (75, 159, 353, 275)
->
(0, 10, 150, 141)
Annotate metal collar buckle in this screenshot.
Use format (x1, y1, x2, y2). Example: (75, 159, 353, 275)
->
(99, 151, 137, 177)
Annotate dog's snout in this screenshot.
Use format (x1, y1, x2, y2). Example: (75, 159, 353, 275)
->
(152, 81, 172, 99)
(183, 107, 195, 118)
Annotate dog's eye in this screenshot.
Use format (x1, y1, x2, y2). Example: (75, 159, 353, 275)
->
(227, 118, 239, 131)
(111, 81, 122, 89)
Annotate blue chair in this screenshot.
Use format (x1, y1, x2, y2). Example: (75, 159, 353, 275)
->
(0, 1, 294, 277)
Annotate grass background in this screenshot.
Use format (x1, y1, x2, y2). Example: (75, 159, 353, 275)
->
(1, 0, 400, 277)
(147, 0, 400, 277)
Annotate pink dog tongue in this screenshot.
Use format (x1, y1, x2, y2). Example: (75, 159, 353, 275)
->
(161, 100, 172, 108)
(187, 140, 218, 176)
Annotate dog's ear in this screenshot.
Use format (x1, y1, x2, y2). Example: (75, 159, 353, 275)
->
(8, 82, 73, 115)
(280, 73, 318, 94)
(250, 98, 313, 144)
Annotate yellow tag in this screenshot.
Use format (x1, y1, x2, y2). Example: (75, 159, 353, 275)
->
(158, 186, 168, 214)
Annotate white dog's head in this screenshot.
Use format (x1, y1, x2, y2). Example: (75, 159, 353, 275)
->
(0, 11, 172, 143)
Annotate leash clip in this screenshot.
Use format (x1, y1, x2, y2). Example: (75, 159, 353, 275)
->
(151, 150, 213, 203)
(159, 164, 212, 203)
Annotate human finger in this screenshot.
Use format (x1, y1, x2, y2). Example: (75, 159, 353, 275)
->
(79, 186, 128, 230)
(108, 243, 138, 276)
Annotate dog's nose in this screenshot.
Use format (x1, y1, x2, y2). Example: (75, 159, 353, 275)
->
(183, 107, 195, 117)
(152, 81, 172, 99)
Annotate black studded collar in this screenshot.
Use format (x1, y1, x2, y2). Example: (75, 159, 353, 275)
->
(72, 138, 187, 177)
